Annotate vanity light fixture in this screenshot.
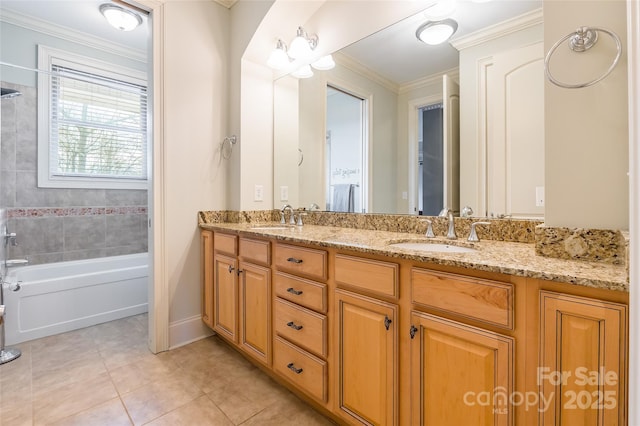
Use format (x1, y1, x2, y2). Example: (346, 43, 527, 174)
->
(416, 19, 458, 45)
(311, 55, 335, 71)
(291, 64, 314, 79)
(267, 39, 290, 70)
(99, 3, 142, 31)
(288, 26, 318, 60)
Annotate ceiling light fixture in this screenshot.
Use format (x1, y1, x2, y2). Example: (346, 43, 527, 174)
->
(99, 3, 142, 32)
(287, 26, 318, 60)
(416, 19, 458, 45)
(311, 55, 335, 71)
(291, 64, 314, 79)
(267, 39, 290, 70)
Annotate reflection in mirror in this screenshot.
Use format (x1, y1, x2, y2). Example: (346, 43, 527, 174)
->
(273, 1, 544, 218)
(325, 86, 367, 213)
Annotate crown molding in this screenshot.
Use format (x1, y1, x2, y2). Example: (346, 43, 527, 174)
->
(334, 51, 399, 94)
(212, 0, 238, 8)
(450, 8, 543, 51)
(399, 67, 459, 94)
(0, 9, 147, 63)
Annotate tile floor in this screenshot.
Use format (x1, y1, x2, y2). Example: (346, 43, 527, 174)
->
(0, 314, 334, 425)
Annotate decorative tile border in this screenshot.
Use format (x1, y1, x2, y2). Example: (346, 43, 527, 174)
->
(8, 206, 147, 218)
(535, 225, 627, 265)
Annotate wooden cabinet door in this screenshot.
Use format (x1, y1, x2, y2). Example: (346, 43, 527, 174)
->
(540, 291, 627, 426)
(213, 253, 238, 342)
(200, 230, 214, 328)
(335, 289, 397, 426)
(239, 261, 271, 366)
(410, 311, 514, 426)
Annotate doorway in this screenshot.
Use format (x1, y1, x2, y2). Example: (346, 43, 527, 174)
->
(325, 85, 368, 213)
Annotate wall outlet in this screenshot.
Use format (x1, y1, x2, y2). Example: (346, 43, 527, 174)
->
(280, 186, 289, 201)
(254, 185, 264, 202)
(535, 186, 545, 207)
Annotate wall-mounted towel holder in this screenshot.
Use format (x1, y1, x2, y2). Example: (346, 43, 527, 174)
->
(221, 135, 237, 159)
(544, 26, 621, 89)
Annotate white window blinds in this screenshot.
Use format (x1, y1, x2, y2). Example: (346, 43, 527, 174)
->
(49, 64, 147, 180)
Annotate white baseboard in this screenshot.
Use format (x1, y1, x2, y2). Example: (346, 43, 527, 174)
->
(168, 314, 214, 349)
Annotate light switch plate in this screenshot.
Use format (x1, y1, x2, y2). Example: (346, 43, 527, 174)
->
(280, 186, 289, 201)
(535, 186, 545, 207)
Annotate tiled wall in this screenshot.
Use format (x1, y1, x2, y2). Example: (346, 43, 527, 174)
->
(1, 82, 148, 265)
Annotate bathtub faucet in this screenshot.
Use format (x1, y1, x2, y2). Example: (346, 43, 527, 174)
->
(4, 259, 28, 268)
(2, 227, 17, 247)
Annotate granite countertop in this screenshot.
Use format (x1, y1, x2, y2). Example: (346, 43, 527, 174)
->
(199, 222, 629, 292)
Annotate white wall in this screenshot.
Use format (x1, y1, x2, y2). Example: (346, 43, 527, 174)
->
(162, 0, 229, 346)
(544, 0, 628, 229)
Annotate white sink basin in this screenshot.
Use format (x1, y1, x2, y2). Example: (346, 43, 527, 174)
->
(388, 242, 477, 253)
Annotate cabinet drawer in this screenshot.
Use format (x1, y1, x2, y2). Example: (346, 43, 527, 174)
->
(239, 238, 270, 266)
(411, 268, 514, 329)
(275, 272, 327, 313)
(275, 298, 327, 358)
(274, 336, 327, 403)
(274, 243, 327, 281)
(335, 254, 399, 298)
(214, 232, 237, 256)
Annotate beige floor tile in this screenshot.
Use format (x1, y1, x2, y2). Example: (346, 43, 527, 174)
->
(108, 353, 178, 395)
(239, 392, 335, 426)
(32, 371, 118, 425)
(146, 395, 234, 426)
(31, 351, 107, 400)
(47, 397, 132, 426)
(120, 369, 204, 425)
(206, 368, 292, 425)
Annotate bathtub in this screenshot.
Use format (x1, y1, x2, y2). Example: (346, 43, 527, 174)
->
(2, 253, 148, 345)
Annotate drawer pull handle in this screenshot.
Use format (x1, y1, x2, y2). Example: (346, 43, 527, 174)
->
(287, 257, 303, 264)
(286, 287, 303, 296)
(287, 362, 303, 374)
(287, 321, 303, 331)
(384, 315, 392, 331)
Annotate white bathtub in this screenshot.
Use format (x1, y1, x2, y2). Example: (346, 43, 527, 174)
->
(2, 253, 148, 345)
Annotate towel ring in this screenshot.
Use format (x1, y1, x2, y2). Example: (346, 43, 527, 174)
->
(221, 135, 237, 160)
(544, 26, 621, 89)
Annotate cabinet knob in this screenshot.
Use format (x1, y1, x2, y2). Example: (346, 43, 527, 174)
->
(410, 325, 418, 339)
(287, 362, 303, 374)
(228, 265, 235, 273)
(384, 315, 392, 331)
(286, 321, 303, 331)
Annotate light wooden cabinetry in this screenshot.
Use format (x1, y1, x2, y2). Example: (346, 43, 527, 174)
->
(335, 289, 398, 426)
(410, 311, 514, 426)
(273, 242, 329, 404)
(200, 230, 214, 328)
(539, 291, 627, 426)
(200, 229, 628, 426)
(213, 252, 238, 342)
(211, 232, 272, 365)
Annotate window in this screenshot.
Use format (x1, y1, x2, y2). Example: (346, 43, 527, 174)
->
(38, 46, 148, 189)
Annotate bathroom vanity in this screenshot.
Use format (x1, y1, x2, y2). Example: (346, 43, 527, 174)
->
(199, 221, 628, 426)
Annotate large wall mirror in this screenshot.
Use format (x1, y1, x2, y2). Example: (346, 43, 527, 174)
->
(273, 0, 544, 219)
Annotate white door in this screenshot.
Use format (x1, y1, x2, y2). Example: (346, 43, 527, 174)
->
(487, 42, 544, 219)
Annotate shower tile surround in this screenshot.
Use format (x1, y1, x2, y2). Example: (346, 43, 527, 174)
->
(199, 209, 629, 276)
(0, 82, 148, 265)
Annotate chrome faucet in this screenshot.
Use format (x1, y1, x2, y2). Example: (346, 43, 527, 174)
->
(2, 227, 17, 247)
(281, 204, 295, 225)
(438, 208, 457, 240)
